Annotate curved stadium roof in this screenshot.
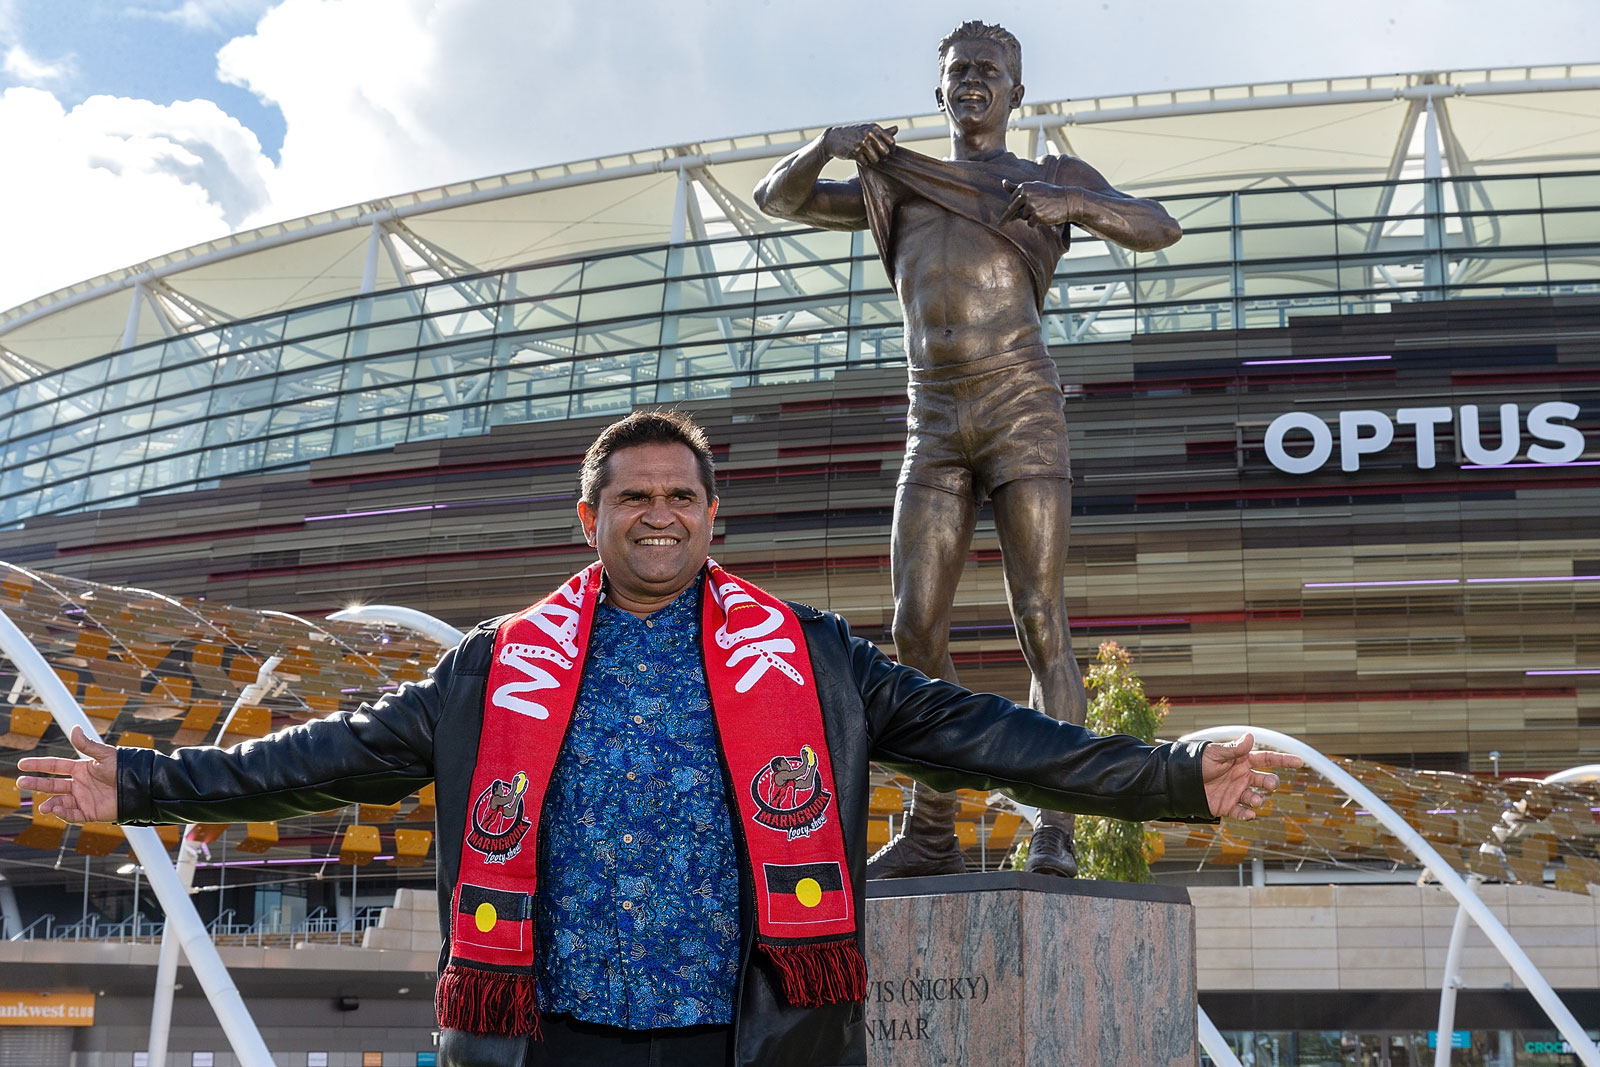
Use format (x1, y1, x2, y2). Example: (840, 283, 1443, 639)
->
(2, 63, 1599, 375)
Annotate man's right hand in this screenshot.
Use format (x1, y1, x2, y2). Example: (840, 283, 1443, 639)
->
(823, 124, 899, 164)
(17, 725, 119, 824)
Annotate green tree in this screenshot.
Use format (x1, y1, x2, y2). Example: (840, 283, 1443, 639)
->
(1076, 641, 1168, 882)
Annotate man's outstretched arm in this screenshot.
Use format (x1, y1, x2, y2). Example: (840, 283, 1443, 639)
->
(1001, 156, 1181, 252)
(753, 124, 896, 231)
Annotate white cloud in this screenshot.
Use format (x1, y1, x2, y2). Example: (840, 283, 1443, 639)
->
(0, 87, 276, 308)
(127, 0, 277, 34)
(3, 43, 75, 86)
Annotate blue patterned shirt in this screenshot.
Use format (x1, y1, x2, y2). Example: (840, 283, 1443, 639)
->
(534, 583, 743, 1028)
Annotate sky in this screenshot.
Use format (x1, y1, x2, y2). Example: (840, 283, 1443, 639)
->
(1, 0, 1597, 313)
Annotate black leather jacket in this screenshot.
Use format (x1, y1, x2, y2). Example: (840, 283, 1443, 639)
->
(119, 601, 1213, 1067)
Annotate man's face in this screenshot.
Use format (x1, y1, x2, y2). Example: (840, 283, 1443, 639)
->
(577, 441, 718, 616)
(937, 39, 1022, 135)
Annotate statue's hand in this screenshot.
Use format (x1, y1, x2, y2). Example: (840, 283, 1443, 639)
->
(823, 124, 899, 164)
(1001, 180, 1080, 228)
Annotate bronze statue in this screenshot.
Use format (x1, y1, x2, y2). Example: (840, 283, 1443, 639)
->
(754, 21, 1180, 877)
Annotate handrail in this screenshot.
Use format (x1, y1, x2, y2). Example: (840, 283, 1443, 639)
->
(1180, 725, 1600, 1067)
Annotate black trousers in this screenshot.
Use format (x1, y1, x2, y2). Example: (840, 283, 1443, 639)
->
(438, 1014, 734, 1067)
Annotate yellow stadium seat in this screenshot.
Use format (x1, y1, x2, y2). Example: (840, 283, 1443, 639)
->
(236, 823, 279, 854)
(986, 812, 1022, 851)
(357, 801, 401, 824)
(866, 820, 890, 851)
(0, 776, 19, 816)
(390, 828, 433, 867)
(406, 783, 436, 822)
(118, 732, 154, 749)
(218, 706, 271, 747)
(955, 821, 977, 848)
(172, 700, 222, 746)
(0, 706, 53, 750)
(15, 809, 66, 851)
(75, 822, 124, 856)
(338, 825, 381, 865)
(868, 786, 902, 815)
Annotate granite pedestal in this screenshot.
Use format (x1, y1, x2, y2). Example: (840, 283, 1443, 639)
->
(863, 872, 1196, 1067)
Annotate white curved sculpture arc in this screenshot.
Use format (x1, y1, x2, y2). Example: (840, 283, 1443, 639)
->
(328, 604, 465, 650)
(0, 608, 275, 1067)
(1179, 725, 1600, 1067)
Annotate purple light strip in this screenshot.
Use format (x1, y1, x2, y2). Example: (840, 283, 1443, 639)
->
(1460, 460, 1600, 470)
(1526, 669, 1600, 676)
(1242, 355, 1392, 366)
(194, 855, 395, 868)
(304, 493, 572, 523)
(1304, 579, 1459, 589)
(1466, 575, 1600, 584)
(305, 504, 437, 522)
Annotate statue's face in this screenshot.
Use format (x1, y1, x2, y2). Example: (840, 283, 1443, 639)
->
(937, 39, 1022, 134)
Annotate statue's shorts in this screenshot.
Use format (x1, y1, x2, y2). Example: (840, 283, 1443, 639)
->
(899, 347, 1072, 503)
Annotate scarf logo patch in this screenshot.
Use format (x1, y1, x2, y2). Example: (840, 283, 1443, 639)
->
(466, 772, 531, 863)
(750, 745, 832, 839)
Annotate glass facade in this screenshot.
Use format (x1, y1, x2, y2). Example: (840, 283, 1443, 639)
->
(3, 170, 1597, 527)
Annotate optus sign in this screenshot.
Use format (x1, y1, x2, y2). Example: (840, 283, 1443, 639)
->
(1264, 402, 1585, 474)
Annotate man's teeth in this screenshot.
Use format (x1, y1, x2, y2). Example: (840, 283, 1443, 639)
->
(638, 537, 678, 545)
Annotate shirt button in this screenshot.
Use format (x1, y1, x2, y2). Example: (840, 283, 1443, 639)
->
(626, 771, 637, 781)
(633, 714, 644, 725)
(645, 619, 654, 628)
(621, 901, 634, 911)
(622, 833, 634, 844)
(637, 663, 649, 672)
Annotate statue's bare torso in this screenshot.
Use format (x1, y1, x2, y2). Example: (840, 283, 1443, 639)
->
(893, 197, 1045, 374)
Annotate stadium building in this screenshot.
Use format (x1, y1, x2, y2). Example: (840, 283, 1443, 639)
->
(1, 65, 1599, 1065)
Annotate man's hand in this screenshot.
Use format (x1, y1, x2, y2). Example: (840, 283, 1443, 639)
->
(822, 123, 899, 165)
(1000, 180, 1081, 228)
(1200, 732, 1302, 821)
(17, 725, 119, 824)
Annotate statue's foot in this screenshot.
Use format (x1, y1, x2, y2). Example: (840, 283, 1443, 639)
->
(866, 830, 965, 879)
(1024, 823, 1078, 878)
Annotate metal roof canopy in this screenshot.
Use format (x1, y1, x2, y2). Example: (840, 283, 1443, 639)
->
(3, 64, 1600, 374)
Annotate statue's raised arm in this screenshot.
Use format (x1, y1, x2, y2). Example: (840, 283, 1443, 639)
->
(753, 123, 898, 230)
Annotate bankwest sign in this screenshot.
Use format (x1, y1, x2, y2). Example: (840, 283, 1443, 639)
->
(1265, 402, 1584, 474)
(0, 992, 95, 1026)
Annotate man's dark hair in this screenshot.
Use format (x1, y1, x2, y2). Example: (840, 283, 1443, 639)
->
(938, 21, 1022, 84)
(579, 409, 716, 506)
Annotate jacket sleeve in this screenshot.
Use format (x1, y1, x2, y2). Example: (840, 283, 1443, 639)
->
(842, 620, 1212, 821)
(116, 640, 465, 825)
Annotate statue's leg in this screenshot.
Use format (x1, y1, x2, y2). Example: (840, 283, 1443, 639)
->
(868, 481, 976, 879)
(990, 476, 1086, 877)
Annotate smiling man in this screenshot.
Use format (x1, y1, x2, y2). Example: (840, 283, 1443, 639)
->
(19, 410, 1295, 1067)
(754, 22, 1183, 880)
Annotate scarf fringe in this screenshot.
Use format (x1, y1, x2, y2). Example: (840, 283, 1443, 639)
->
(760, 940, 868, 1008)
(435, 963, 541, 1038)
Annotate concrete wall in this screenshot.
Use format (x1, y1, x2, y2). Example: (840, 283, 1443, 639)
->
(1192, 883, 1600, 991)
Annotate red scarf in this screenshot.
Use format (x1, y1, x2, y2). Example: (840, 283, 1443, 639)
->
(436, 561, 866, 1037)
